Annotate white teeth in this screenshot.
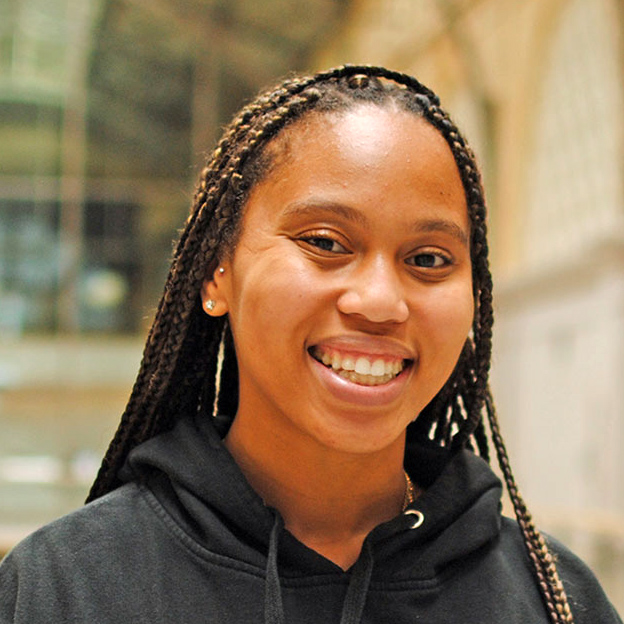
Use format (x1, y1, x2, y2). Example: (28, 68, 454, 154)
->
(342, 356, 356, 372)
(370, 359, 386, 376)
(338, 370, 396, 386)
(354, 357, 370, 375)
(313, 347, 406, 385)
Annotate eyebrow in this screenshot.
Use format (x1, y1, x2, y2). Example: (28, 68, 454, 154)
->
(282, 200, 369, 227)
(414, 218, 469, 246)
(282, 199, 469, 246)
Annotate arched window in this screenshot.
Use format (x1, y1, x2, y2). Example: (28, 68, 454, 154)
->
(524, 0, 624, 271)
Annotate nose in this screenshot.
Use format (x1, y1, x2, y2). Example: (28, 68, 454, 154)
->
(336, 256, 409, 324)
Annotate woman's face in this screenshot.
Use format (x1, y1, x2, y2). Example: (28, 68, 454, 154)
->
(206, 104, 474, 456)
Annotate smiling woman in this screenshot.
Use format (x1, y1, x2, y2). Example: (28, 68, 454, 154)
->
(0, 66, 620, 624)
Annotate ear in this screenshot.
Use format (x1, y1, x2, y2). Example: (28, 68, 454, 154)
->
(200, 264, 230, 317)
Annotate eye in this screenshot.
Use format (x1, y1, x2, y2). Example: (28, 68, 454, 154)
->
(406, 251, 452, 269)
(300, 236, 348, 254)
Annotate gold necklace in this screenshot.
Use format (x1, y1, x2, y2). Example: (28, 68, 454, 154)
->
(402, 471, 417, 511)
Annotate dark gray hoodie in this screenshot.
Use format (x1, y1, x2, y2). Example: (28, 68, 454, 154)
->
(0, 412, 621, 623)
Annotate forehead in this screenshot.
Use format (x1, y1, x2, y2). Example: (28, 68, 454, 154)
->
(253, 104, 467, 217)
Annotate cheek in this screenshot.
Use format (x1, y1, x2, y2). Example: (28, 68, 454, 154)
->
(420, 283, 474, 350)
(227, 255, 319, 338)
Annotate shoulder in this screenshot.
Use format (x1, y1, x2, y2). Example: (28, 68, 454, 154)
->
(0, 483, 162, 623)
(3, 483, 146, 564)
(545, 534, 622, 623)
(498, 518, 622, 623)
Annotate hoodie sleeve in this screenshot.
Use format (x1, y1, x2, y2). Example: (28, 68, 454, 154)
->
(0, 537, 60, 624)
(0, 552, 18, 624)
(0, 485, 155, 624)
(0, 529, 77, 624)
(547, 535, 623, 624)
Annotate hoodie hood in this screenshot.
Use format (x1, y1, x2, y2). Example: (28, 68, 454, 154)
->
(121, 412, 503, 623)
(123, 412, 502, 577)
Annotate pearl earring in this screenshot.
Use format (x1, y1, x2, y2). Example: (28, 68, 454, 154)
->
(218, 267, 225, 275)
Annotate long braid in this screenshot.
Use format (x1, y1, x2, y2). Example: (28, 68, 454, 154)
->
(416, 89, 574, 623)
(485, 390, 574, 623)
(404, 95, 492, 453)
(88, 75, 329, 500)
(86, 66, 576, 622)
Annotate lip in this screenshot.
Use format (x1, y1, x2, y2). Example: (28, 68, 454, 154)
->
(307, 336, 415, 407)
(310, 335, 415, 360)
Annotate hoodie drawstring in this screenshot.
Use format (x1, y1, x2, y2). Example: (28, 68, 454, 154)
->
(264, 513, 374, 624)
(338, 539, 374, 624)
(265, 513, 285, 624)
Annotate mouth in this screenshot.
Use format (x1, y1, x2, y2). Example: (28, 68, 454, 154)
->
(308, 345, 411, 387)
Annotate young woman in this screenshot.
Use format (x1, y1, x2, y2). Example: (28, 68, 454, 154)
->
(0, 65, 621, 624)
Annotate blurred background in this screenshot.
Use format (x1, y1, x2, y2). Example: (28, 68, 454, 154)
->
(1, 0, 623, 611)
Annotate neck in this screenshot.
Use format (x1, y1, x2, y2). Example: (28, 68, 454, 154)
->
(224, 415, 407, 570)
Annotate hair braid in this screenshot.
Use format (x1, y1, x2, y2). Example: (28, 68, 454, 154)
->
(417, 97, 574, 622)
(87, 74, 328, 500)
(485, 390, 574, 623)
(413, 99, 493, 450)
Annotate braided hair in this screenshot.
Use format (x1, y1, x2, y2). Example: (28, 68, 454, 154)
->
(87, 65, 574, 624)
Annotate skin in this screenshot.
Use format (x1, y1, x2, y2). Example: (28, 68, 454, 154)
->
(202, 104, 474, 569)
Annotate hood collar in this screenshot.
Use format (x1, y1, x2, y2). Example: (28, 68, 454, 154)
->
(122, 412, 503, 621)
